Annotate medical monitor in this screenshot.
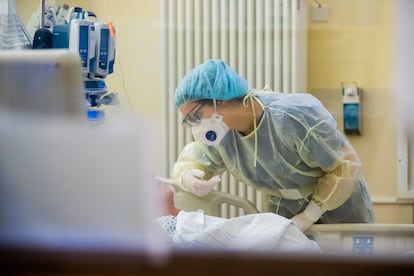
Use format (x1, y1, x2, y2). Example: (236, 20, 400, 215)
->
(0, 49, 85, 118)
(0, 49, 163, 252)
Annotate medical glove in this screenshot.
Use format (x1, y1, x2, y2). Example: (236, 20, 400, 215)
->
(291, 200, 325, 232)
(180, 169, 221, 197)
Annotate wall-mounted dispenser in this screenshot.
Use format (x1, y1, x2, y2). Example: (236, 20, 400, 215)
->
(342, 82, 362, 135)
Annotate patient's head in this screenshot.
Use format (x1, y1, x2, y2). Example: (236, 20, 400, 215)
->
(159, 183, 180, 217)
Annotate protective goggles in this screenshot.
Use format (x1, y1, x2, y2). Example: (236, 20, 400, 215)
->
(181, 102, 205, 128)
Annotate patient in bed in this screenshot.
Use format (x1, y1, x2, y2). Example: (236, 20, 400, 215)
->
(155, 183, 321, 252)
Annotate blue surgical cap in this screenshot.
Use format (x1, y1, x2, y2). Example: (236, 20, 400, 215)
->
(174, 59, 248, 108)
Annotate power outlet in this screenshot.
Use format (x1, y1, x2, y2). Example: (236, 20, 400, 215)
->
(353, 236, 373, 254)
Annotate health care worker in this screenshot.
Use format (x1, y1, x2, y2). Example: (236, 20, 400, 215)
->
(172, 59, 375, 231)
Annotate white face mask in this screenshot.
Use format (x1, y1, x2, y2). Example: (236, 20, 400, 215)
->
(191, 113, 229, 146)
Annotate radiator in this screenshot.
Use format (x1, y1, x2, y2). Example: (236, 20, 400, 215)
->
(161, 0, 307, 218)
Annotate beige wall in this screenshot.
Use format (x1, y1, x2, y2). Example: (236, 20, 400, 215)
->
(89, 0, 162, 119)
(16, 0, 161, 118)
(16, 0, 413, 223)
(17, 0, 164, 166)
(307, 0, 413, 223)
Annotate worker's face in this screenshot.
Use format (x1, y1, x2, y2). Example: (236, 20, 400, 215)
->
(181, 101, 230, 146)
(180, 101, 216, 128)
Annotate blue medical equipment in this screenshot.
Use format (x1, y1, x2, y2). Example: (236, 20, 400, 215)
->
(69, 17, 95, 75)
(93, 23, 115, 78)
(342, 82, 362, 135)
(45, 5, 118, 119)
(52, 7, 96, 75)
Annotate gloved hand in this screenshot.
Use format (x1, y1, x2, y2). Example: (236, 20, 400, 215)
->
(180, 169, 221, 197)
(291, 200, 325, 232)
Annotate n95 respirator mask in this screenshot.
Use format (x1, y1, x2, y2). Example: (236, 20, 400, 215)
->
(191, 114, 229, 146)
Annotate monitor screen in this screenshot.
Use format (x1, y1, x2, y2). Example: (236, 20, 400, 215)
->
(0, 49, 85, 118)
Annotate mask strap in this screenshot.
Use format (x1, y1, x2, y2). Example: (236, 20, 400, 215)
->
(212, 99, 218, 115)
(243, 92, 259, 167)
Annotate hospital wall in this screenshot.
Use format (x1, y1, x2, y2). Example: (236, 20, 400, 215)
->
(307, 0, 413, 224)
(16, 0, 413, 224)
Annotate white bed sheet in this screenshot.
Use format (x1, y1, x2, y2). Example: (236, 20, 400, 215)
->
(172, 210, 321, 252)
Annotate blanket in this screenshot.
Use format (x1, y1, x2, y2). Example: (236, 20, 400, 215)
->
(172, 210, 320, 252)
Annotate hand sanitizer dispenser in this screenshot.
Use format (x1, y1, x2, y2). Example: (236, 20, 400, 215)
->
(342, 82, 362, 135)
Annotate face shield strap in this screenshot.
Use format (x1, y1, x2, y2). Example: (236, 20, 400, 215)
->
(243, 92, 259, 167)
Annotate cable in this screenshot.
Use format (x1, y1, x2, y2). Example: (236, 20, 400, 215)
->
(102, 0, 135, 114)
(313, 0, 322, 8)
(115, 45, 135, 113)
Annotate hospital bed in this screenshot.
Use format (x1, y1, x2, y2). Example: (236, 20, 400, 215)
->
(170, 183, 414, 256)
